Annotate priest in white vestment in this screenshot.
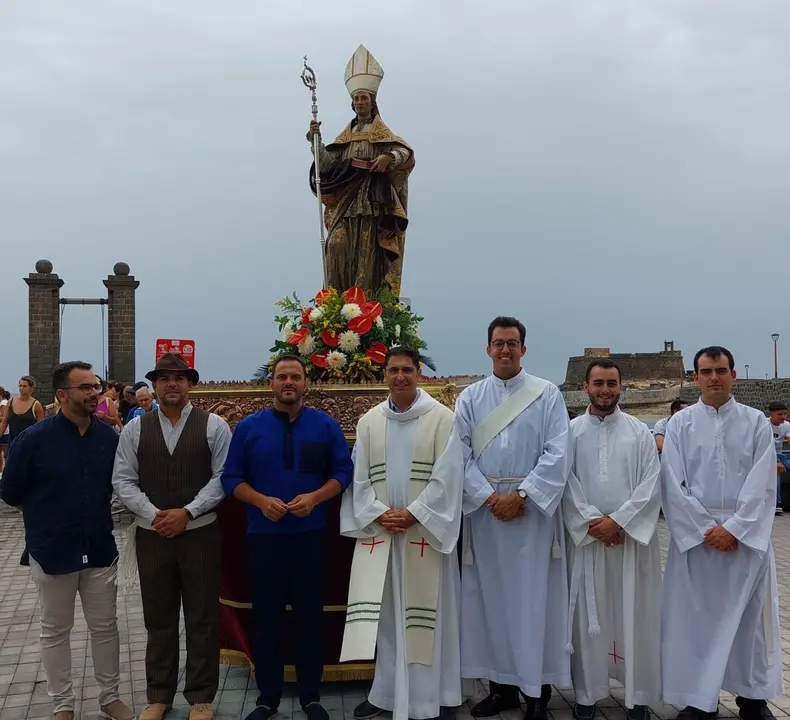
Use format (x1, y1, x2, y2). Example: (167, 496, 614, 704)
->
(340, 347, 463, 720)
(661, 346, 783, 720)
(457, 317, 571, 720)
(562, 360, 662, 720)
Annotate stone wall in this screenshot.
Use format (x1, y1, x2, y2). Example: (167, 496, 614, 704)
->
(678, 379, 790, 412)
(563, 387, 681, 414)
(104, 263, 139, 385)
(563, 349, 685, 390)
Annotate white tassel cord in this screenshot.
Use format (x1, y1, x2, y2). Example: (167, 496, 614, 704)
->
(116, 522, 141, 593)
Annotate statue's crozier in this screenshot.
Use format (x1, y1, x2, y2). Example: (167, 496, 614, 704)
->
(309, 45, 414, 297)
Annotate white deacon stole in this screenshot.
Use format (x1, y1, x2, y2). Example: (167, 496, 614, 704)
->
(340, 405, 451, 666)
(463, 374, 551, 566)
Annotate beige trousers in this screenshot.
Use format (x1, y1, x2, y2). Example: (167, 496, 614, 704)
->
(31, 557, 121, 713)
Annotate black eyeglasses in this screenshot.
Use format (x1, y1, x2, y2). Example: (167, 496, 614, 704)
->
(63, 384, 103, 393)
(490, 340, 521, 350)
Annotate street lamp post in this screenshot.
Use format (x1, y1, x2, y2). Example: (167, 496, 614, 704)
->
(772, 334, 780, 379)
(745, 364, 750, 379)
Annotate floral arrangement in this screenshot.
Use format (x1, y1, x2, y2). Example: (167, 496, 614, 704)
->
(261, 286, 435, 384)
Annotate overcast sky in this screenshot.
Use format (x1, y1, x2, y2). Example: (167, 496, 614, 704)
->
(1, 0, 789, 390)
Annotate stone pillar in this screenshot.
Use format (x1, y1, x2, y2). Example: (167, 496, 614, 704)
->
(103, 262, 139, 384)
(24, 259, 64, 404)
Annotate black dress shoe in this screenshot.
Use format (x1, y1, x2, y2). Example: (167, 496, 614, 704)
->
(303, 703, 329, 720)
(736, 698, 775, 720)
(573, 704, 596, 720)
(627, 706, 649, 720)
(354, 700, 383, 720)
(244, 707, 277, 720)
(523, 685, 551, 720)
(470, 693, 521, 717)
(676, 707, 717, 720)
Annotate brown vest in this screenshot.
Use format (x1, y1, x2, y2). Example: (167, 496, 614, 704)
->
(138, 407, 212, 511)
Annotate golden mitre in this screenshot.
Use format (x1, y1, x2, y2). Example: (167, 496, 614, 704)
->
(344, 45, 384, 97)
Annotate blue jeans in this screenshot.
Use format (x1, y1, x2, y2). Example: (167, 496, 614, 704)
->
(777, 453, 790, 503)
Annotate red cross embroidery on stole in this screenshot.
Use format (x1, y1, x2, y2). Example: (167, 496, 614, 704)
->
(410, 537, 430, 557)
(608, 641, 624, 664)
(362, 538, 385, 554)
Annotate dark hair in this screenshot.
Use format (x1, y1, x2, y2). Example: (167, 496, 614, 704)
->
(487, 316, 526, 345)
(385, 346, 420, 369)
(585, 359, 622, 383)
(19, 375, 35, 387)
(270, 354, 307, 378)
(52, 361, 93, 393)
(113, 382, 125, 394)
(769, 401, 788, 412)
(693, 345, 734, 372)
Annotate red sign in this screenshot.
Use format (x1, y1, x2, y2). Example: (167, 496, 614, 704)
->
(155, 339, 195, 368)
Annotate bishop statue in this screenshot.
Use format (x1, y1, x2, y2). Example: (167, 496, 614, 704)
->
(308, 45, 414, 298)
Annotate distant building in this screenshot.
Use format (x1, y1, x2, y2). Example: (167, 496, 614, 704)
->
(561, 341, 686, 391)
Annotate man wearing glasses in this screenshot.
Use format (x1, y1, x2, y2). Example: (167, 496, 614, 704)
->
(0, 362, 134, 720)
(455, 317, 571, 720)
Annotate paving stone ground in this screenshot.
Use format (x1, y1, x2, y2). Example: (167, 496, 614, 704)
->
(1, 502, 790, 720)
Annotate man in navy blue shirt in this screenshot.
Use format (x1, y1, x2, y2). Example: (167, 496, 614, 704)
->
(0, 361, 133, 720)
(222, 355, 354, 720)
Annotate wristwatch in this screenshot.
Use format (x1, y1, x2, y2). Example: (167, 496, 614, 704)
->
(185, 508, 194, 521)
(517, 489, 527, 499)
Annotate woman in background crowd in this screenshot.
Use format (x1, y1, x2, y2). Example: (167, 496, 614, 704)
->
(0, 375, 45, 446)
(95, 378, 121, 430)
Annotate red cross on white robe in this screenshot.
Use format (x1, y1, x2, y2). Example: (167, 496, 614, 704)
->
(362, 538, 385, 554)
(608, 641, 625, 664)
(410, 537, 430, 557)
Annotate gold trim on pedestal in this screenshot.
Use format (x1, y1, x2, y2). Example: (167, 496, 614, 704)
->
(220, 598, 347, 612)
(220, 649, 374, 682)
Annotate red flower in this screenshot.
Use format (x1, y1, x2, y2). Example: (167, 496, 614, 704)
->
(366, 342, 387, 364)
(287, 328, 309, 346)
(322, 329, 339, 347)
(315, 289, 332, 306)
(361, 301, 382, 320)
(344, 286, 366, 305)
(348, 315, 373, 335)
(301, 308, 312, 326)
(311, 352, 328, 368)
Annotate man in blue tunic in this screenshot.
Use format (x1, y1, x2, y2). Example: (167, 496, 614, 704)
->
(222, 355, 354, 720)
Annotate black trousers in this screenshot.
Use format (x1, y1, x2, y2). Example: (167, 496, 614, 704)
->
(490, 681, 551, 703)
(247, 529, 327, 709)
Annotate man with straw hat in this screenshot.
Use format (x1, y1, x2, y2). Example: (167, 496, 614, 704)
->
(113, 353, 232, 720)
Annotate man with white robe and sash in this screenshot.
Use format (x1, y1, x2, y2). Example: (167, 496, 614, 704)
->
(456, 316, 571, 720)
(339, 346, 463, 720)
(562, 359, 662, 720)
(661, 346, 782, 720)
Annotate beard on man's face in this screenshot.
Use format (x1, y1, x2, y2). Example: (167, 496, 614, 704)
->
(274, 387, 302, 405)
(589, 390, 620, 412)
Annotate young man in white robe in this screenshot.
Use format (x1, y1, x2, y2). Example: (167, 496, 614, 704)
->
(661, 346, 783, 720)
(339, 346, 464, 720)
(456, 316, 571, 720)
(563, 359, 662, 720)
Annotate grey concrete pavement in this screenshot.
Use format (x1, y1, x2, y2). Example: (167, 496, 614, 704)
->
(1, 502, 789, 719)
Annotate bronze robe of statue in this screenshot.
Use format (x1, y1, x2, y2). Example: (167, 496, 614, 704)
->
(309, 114, 414, 297)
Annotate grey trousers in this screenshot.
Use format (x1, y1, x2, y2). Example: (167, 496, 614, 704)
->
(136, 521, 221, 705)
(30, 557, 121, 714)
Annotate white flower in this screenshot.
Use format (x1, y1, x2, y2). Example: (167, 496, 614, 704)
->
(327, 350, 347, 370)
(341, 303, 362, 320)
(338, 331, 361, 352)
(298, 335, 315, 356)
(309, 307, 324, 322)
(375, 316, 384, 329)
(395, 324, 401, 339)
(280, 322, 294, 341)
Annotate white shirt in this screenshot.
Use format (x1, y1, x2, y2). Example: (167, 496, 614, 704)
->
(0, 399, 8, 436)
(769, 420, 790, 454)
(112, 403, 232, 522)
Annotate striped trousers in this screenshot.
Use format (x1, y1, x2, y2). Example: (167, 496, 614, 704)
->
(136, 521, 221, 705)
